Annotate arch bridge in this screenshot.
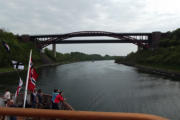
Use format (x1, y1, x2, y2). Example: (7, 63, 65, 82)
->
(20, 31, 167, 56)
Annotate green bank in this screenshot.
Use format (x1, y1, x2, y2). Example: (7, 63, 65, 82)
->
(115, 28, 180, 78)
(0, 29, 114, 74)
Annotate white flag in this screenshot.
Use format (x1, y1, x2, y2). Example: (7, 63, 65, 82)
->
(12, 60, 24, 70)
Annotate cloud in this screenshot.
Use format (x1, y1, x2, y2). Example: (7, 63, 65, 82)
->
(0, 0, 147, 33)
(0, 0, 179, 55)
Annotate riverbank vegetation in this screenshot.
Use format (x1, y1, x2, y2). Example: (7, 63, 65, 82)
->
(115, 28, 180, 72)
(44, 48, 114, 63)
(0, 29, 115, 73)
(0, 29, 41, 69)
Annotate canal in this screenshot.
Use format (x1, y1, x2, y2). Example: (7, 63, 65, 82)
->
(1, 60, 180, 120)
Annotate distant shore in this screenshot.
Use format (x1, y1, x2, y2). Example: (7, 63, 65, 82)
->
(115, 61, 180, 80)
(0, 60, 107, 75)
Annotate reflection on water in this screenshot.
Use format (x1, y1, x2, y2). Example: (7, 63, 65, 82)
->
(1, 60, 180, 120)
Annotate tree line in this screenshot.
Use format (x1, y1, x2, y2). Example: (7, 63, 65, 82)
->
(44, 48, 114, 63)
(115, 28, 180, 70)
(0, 29, 41, 68)
(0, 29, 115, 69)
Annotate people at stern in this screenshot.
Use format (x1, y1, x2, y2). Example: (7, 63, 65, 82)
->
(37, 89, 43, 108)
(30, 89, 38, 108)
(51, 89, 59, 109)
(3, 89, 11, 106)
(54, 90, 64, 110)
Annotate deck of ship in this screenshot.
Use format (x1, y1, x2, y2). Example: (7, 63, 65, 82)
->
(0, 94, 169, 120)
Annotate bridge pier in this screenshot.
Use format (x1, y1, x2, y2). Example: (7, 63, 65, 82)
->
(150, 32, 162, 49)
(52, 44, 56, 58)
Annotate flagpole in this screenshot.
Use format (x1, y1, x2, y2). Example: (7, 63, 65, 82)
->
(23, 49, 32, 108)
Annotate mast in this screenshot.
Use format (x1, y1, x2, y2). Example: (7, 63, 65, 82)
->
(23, 49, 32, 108)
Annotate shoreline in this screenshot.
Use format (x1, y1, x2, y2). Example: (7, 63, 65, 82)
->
(0, 62, 71, 75)
(2, 60, 180, 80)
(115, 61, 180, 80)
(0, 60, 111, 75)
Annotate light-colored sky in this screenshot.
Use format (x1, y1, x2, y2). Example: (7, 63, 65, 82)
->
(0, 0, 180, 56)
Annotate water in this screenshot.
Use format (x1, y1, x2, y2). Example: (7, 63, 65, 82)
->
(1, 60, 180, 120)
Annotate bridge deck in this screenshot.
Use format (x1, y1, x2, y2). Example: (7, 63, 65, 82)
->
(30, 33, 152, 38)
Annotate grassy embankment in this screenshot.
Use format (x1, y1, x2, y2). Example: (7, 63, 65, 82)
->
(115, 28, 180, 73)
(0, 29, 41, 73)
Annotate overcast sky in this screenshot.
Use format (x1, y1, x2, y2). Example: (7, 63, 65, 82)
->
(0, 0, 180, 56)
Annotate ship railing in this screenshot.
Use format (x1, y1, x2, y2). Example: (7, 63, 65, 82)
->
(0, 107, 169, 120)
(0, 94, 168, 120)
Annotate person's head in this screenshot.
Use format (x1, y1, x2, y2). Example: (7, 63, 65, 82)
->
(54, 89, 58, 92)
(59, 90, 63, 95)
(7, 99, 14, 106)
(59, 91, 62, 95)
(10, 99, 14, 104)
(6, 99, 11, 103)
(38, 89, 42, 93)
(57, 89, 60, 92)
(33, 88, 37, 93)
(5, 89, 9, 92)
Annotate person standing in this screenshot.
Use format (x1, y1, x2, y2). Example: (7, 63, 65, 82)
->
(37, 89, 43, 108)
(30, 89, 37, 108)
(3, 89, 11, 106)
(7, 99, 17, 120)
(54, 91, 64, 110)
(51, 89, 59, 109)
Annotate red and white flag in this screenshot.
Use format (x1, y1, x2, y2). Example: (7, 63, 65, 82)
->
(28, 60, 38, 91)
(15, 77, 23, 99)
